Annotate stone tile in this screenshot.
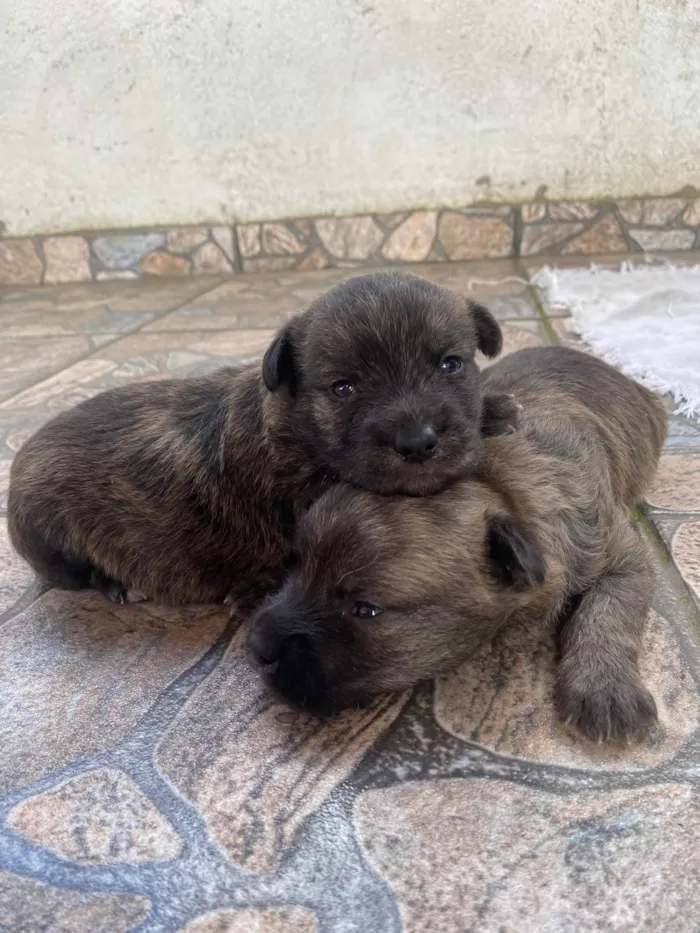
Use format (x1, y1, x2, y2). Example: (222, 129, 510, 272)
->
(520, 251, 645, 278)
(434, 609, 699, 770)
(0, 278, 211, 338)
(43, 236, 92, 284)
(0, 458, 10, 508)
(438, 213, 512, 260)
(236, 224, 261, 258)
(166, 227, 209, 253)
(243, 257, 298, 273)
(298, 247, 330, 271)
(381, 212, 437, 261)
(560, 213, 627, 255)
(261, 223, 306, 255)
(618, 199, 644, 224)
(9, 768, 181, 864)
(355, 780, 700, 933)
(141, 251, 192, 276)
(481, 320, 545, 363)
(401, 258, 528, 298)
(672, 522, 700, 603)
(157, 628, 409, 872)
(642, 198, 688, 226)
(0, 871, 149, 933)
(520, 222, 584, 255)
(315, 216, 384, 260)
(0, 590, 227, 793)
(0, 522, 35, 615)
(479, 295, 539, 319)
(646, 454, 700, 511)
(211, 225, 235, 262)
(683, 199, 700, 226)
(380, 211, 410, 229)
(0, 329, 277, 413)
(96, 270, 139, 281)
(521, 203, 547, 223)
(192, 242, 233, 273)
(92, 233, 165, 270)
(548, 201, 599, 221)
(293, 219, 313, 238)
(0, 335, 98, 403)
(665, 415, 700, 450)
(179, 907, 319, 933)
(629, 229, 696, 251)
(0, 239, 43, 285)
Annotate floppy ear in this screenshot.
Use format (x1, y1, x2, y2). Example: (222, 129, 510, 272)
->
(480, 392, 521, 438)
(469, 302, 502, 358)
(262, 324, 299, 395)
(486, 514, 546, 588)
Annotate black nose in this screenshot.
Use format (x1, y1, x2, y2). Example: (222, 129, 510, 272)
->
(247, 624, 279, 669)
(393, 423, 439, 461)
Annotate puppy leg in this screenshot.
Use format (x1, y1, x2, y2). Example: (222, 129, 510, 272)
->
(555, 516, 658, 743)
(481, 393, 521, 437)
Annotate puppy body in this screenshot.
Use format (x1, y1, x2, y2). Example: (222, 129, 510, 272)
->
(8, 367, 316, 606)
(9, 273, 514, 606)
(249, 347, 668, 743)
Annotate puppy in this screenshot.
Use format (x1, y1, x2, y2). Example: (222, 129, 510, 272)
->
(248, 346, 668, 743)
(8, 273, 516, 607)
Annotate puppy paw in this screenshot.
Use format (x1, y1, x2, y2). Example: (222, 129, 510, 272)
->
(555, 663, 658, 744)
(90, 569, 128, 605)
(481, 392, 522, 438)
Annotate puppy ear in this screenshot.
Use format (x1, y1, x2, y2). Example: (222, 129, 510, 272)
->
(480, 393, 521, 438)
(469, 302, 502, 358)
(486, 514, 545, 588)
(262, 324, 299, 394)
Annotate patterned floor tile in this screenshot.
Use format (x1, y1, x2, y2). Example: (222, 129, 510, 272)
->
(0, 278, 217, 338)
(0, 590, 227, 794)
(0, 871, 149, 933)
(434, 608, 699, 770)
(1, 264, 700, 933)
(143, 260, 534, 333)
(672, 521, 700, 605)
(354, 780, 700, 933)
(157, 629, 410, 873)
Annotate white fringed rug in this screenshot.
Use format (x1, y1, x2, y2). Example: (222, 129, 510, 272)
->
(533, 262, 700, 421)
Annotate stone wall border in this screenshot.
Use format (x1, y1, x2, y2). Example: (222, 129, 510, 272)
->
(2, 197, 700, 287)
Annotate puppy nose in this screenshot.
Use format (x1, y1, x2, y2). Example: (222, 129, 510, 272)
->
(247, 624, 279, 668)
(394, 423, 439, 460)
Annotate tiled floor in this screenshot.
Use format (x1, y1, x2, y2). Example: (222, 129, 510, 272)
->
(1, 258, 700, 933)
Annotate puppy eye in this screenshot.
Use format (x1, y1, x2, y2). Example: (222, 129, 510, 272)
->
(352, 601, 383, 620)
(331, 380, 355, 398)
(439, 356, 463, 374)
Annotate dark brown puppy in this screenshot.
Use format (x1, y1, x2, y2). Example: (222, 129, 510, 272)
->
(248, 346, 668, 744)
(8, 273, 516, 607)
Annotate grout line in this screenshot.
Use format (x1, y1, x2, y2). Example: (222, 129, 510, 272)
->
(515, 259, 561, 345)
(634, 506, 700, 642)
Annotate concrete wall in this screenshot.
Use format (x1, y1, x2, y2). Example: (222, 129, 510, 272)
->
(2, 0, 699, 237)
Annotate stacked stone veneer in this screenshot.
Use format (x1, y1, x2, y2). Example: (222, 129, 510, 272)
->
(1, 197, 700, 286)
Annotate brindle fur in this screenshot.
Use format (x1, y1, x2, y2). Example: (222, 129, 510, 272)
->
(8, 273, 517, 607)
(248, 346, 668, 744)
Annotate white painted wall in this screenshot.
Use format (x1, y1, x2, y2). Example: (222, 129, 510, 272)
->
(1, 0, 699, 236)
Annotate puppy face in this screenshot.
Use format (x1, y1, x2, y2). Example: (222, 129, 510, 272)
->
(262, 273, 504, 495)
(247, 484, 546, 714)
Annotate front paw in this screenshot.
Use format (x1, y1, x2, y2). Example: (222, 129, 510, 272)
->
(555, 662, 658, 743)
(481, 393, 522, 438)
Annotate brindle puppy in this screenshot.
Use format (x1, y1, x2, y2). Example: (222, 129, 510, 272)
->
(8, 273, 516, 607)
(248, 346, 668, 744)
